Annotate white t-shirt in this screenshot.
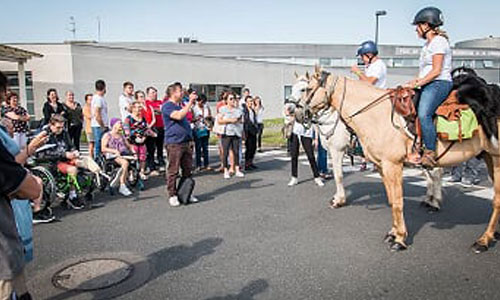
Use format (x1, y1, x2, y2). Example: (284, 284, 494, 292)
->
(255, 107, 264, 124)
(419, 35, 452, 81)
(119, 94, 134, 120)
(91, 94, 109, 127)
(365, 59, 387, 88)
(192, 103, 211, 130)
(292, 121, 314, 138)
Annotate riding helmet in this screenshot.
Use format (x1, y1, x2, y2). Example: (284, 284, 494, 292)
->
(412, 7, 444, 27)
(356, 41, 378, 56)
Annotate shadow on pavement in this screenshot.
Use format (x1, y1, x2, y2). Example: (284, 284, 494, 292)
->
(340, 180, 491, 245)
(46, 237, 223, 300)
(205, 279, 269, 300)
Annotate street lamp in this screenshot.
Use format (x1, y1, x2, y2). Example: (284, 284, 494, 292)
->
(375, 10, 387, 46)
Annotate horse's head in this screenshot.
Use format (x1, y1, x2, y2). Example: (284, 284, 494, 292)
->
(304, 66, 334, 114)
(288, 71, 312, 125)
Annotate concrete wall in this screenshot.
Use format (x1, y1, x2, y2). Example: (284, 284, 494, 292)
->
(0, 44, 74, 117)
(70, 44, 351, 120)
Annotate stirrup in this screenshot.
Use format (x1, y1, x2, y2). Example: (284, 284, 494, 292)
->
(420, 151, 437, 168)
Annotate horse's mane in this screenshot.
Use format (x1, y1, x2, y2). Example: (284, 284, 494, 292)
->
(452, 67, 500, 140)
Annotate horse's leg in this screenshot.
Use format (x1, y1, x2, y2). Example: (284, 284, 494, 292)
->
(329, 148, 346, 208)
(380, 161, 407, 251)
(472, 154, 500, 253)
(421, 168, 443, 212)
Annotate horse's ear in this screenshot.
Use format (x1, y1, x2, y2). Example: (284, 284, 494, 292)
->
(314, 64, 321, 74)
(294, 71, 299, 79)
(305, 71, 310, 80)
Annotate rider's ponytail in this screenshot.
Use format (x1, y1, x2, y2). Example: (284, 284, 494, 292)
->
(433, 27, 449, 40)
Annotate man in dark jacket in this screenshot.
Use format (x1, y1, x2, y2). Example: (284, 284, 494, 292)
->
(243, 96, 258, 170)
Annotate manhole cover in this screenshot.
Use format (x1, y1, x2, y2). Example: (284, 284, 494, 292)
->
(52, 258, 134, 291)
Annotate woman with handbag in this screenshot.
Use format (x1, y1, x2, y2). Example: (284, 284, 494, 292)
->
(192, 94, 212, 171)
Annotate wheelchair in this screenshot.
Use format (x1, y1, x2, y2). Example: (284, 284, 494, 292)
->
(96, 153, 143, 194)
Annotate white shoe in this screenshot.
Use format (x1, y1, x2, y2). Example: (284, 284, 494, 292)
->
(119, 184, 132, 196)
(288, 177, 298, 186)
(190, 196, 199, 203)
(140, 173, 148, 181)
(169, 195, 180, 207)
(314, 177, 324, 187)
(110, 168, 123, 188)
(235, 171, 245, 178)
(150, 170, 160, 176)
(224, 171, 231, 179)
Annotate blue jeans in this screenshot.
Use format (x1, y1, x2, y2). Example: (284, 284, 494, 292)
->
(418, 80, 453, 151)
(317, 138, 328, 174)
(194, 133, 210, 168)
(92, 126, 104, 158)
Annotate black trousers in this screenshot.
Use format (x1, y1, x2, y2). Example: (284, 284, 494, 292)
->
(245, 133, 257, 166)
(256, 123, 264, 149)
(146, 127, 165, 170)
(290, 133, 319, 178)
(68, 125, 82, 151)
(221, 135, 240, 169)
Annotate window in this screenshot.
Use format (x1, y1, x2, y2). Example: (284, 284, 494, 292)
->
(189, 84, 244, 102)
(319, 58, 331, 66)
(284, 85, 292, 103)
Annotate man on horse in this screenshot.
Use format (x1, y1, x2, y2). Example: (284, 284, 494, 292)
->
(351, 40, 387, 89)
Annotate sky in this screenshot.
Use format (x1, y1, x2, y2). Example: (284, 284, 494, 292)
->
(2, 0, 499, 46)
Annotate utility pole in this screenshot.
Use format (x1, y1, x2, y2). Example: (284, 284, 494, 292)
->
(375, 10, 387, 46)
(97, 16, 101, 42)
(69, 16, 76, 40)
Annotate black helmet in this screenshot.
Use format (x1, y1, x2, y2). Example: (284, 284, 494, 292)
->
(412, 7, 444, 27)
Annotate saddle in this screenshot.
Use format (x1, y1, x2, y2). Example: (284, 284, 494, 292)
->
(389, 87, 477, 143)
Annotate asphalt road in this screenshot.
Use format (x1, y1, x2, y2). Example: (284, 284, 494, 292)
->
(27, 149, 500, 300)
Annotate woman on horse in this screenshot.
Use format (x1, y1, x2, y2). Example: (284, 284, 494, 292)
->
(407, 7, 453, 167)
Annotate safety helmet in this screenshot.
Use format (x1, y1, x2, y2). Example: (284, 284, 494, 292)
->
(356, 41, 378, 57)
(412, 7, 444, 28)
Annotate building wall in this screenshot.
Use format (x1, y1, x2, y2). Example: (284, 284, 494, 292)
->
(0, 44, 74, 117)
(70, 44, 351, 120)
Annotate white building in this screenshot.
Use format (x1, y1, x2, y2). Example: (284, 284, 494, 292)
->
(0, 37, 499, 121)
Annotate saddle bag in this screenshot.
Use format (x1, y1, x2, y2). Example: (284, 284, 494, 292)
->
(435, 91, 478, 142)
(177, 177, 195, 205)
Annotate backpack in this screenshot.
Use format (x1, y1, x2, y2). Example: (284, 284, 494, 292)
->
(177, 177, 195, 205)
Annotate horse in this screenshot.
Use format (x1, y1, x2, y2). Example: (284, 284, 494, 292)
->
(289, 72, 444, 210)
(289, 72, 350, 207)
(300, 66, 500, 253)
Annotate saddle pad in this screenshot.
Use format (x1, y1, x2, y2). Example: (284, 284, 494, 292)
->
(436, 108, 478, 141)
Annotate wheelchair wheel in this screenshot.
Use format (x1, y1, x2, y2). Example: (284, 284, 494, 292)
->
(30, 166, 56, 211)
(127, 164, 140, 187)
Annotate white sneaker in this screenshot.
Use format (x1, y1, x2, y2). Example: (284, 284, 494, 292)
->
(190, 196, 199, 203)
(119, 184, 132, 196)
(288, 177, 298, 186)
(169, 195, 180, 207)
(224, 171, 231, 179)
(150, 170, 160, 177)
(314, 177, 324, 187)
(140, 173, 148, 181)
(110, 168, 123, 188)
(235, 171, 245, 178)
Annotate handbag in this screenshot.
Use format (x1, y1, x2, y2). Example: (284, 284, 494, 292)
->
(212, 115, 225, 135)
(177, 177, 195, 205)
(196, 127, 209, 138)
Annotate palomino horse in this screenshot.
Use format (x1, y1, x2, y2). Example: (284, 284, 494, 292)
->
(290, 72, 444, 210)
(302, 66, 500, 253)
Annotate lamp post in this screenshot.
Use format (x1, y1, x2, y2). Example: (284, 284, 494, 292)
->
(375, 10, 387, 45)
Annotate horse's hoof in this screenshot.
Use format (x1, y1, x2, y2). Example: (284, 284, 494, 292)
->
(329, 201, 345, 209)
(472, 242, 489, 254)
(390, 242, 408, 252)
(427, 206, 440, 214)
(383, 233, 396, 244)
